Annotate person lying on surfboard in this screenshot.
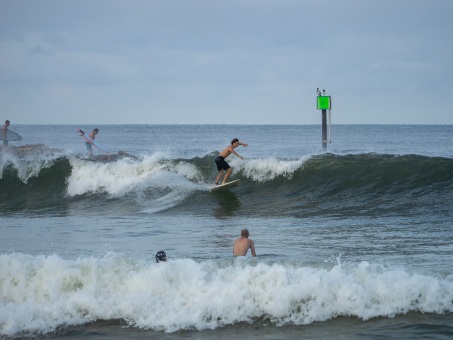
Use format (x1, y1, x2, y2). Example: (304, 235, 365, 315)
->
(214, 138, 248, 185)
(85, 128, 99, 157)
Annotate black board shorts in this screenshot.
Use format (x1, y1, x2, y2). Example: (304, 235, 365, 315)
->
(215, 156, 230, 171)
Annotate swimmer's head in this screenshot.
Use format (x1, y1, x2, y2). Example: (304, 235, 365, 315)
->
(156, 250, 167, 263)
(241, 229, 249, 237)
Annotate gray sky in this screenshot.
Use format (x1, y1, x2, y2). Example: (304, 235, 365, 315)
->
(1, 0, 452, 125)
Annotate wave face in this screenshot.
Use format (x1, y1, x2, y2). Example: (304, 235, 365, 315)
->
(1, 253, 452, 336)
(1, 152, 452, 217)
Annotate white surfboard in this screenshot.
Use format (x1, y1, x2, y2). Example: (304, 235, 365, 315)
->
(77, 128, 109, 154)
(211, 179, 240, 191)
(0, 130, 22, 141)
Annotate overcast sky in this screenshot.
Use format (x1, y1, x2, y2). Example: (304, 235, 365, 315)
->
(1, 0, 452, 125)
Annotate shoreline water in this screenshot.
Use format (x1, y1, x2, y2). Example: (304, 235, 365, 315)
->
(9, 314, 453, 339)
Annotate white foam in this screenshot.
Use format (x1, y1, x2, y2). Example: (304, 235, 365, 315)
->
(0, 150, 64, 182)
(231, 156, 311, 182)
(1, 253, 452, 336)
(66, 153, 202, 198)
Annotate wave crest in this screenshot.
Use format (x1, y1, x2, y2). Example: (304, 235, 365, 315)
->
(2, 152, 452, 216)
(232, 156, 311, 183)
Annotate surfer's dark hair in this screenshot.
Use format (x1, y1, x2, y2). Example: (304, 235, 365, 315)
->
(5, 120, 9, 124)
(241, 229, 249, 236)
(156, 250, 167, 263)
(231, 138, 239, 145)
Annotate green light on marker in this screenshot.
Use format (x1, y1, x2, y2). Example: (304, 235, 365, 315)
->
(317, 96, 331, 110)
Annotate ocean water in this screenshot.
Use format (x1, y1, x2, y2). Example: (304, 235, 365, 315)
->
(1, 124, 453, 339)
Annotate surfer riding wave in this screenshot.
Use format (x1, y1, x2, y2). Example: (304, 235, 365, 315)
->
(214, 138, 248, 185)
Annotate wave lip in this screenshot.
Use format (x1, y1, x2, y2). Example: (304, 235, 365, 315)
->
(2, 152, 452, 216)
(1, 253, 453, 336)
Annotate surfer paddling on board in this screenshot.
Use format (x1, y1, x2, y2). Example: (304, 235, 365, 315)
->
(85, 128, 99, 157)
(233, 228, 256, 256)
(214, 138, 248, 185)
(2, 120, 10, 147)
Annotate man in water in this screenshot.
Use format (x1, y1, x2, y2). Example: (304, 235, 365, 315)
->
(233, 229, 256, 256)
(86, 128, 99, 157)
(214, 138, 248, 185)
(156, 250, 167, 263)
(2, 120, 10, 147)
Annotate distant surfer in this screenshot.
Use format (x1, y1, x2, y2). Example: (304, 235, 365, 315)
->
(85, 128, 99, 157)
(2, 120, 10, 147)
(214, 138, 248, 185)
(233, 229, 256, 256)
(156, 250, 167, 263)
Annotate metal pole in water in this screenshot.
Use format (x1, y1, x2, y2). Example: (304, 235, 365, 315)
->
(316, 88, 332, 150)
(322, 109, 327, 150)
(328, 109, 332, 144)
